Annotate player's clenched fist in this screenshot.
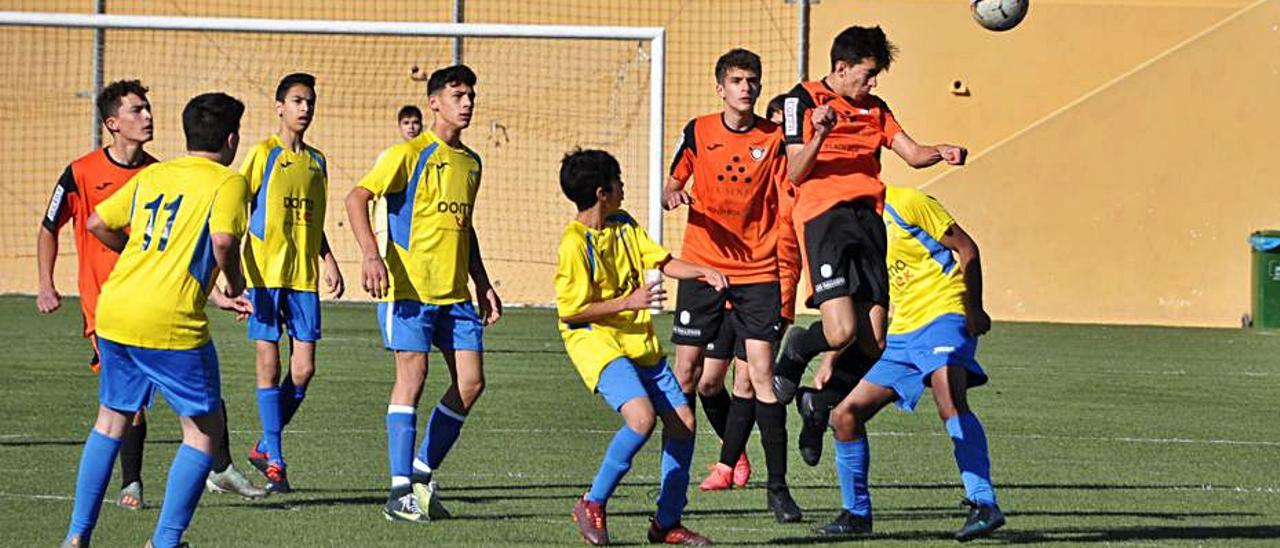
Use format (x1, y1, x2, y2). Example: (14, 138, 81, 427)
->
(811, 104, 837, 136)
(937, 144, 967, 166)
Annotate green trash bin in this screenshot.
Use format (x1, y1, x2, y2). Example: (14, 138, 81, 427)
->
(1249, 231, 1280, 328)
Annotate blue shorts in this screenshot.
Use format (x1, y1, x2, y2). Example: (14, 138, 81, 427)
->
(246, 288, 321, 342)
(377, 300, 484, 353)
(97, 338, 221, 417)
(596, 357, 688, 413)
(864, 313, 988, 412)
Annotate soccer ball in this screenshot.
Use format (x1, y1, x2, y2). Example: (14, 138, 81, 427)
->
(971, 0, 1028, 32)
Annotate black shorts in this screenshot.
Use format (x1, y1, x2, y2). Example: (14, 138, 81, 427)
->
(704, 315, 783, 361)
(804, 201, 889, 308)
(671, 281, 781, 348)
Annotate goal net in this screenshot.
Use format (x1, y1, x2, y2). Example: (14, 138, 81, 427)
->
(0, 3, 798, 307)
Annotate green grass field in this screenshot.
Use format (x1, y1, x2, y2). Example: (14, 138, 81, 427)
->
(2, 295, 1278, 546)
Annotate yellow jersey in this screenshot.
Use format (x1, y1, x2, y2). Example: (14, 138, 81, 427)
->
(94, 156, 249, 349)
(241, 135, 328, 291)
(883, 185, 967, 335)
(555, 211, 672, 391)
(358, 131, 481, 304)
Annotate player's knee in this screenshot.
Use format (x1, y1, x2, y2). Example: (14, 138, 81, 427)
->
(696, 378, 723, 397)
(458, 375, 486, 403)
(831, 405, 858, 439)
(625, 413, 656, 437)
(823, 320, 856, 349)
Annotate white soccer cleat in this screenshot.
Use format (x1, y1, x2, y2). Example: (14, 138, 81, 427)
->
(206, 464, 268, 499)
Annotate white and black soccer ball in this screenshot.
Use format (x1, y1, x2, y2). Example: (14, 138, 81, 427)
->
(971, 0, 1028, 32)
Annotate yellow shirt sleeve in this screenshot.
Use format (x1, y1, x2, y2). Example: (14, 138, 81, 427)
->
(555, 235, 594, 320)
(210, 174, 249, 236)
(633, 222, 672, 270)
(238, 144, 264, 194)
(357, 146, 409, 199)
(905, 191, 957, 241)
(94, 177, 140, 230)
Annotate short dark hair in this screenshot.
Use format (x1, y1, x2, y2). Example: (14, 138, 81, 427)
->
(96, 79, 148, 121)
(275, 72, 316, 102)
(183, 92, 245, 153)
(830, 25, 897, 72)
(560, 149, 620, 212)
(427, 64, 477, 96)
(397, 105, 422, 121)
(765, 93, 788, 121)
(714, 48, 761, 83)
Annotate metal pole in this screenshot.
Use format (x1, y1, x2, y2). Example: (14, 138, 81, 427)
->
(452, 0, 464, 64)
(647, 30, 665, 247)
(90, 0, 104, 149)
(796, 0, 810, 82)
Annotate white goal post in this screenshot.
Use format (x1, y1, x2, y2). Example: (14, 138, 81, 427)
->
(0, 10, 669, 243)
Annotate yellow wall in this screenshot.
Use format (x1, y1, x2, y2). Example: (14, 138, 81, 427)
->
(807, 0, 1268, 326)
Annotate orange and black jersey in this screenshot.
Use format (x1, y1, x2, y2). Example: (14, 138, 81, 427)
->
(42, 148, 157, 337)
(781, 80, 902, 223)
(669, 113, 785, 284)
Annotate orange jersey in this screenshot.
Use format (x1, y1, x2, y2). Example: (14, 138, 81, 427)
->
(42, 148, 157, 337)
(670, 113, 784, 284)
(776, 178, 802, 321)
(781, 80, 901, 223)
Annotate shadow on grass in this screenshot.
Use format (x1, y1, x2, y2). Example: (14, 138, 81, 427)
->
(763, 524, 1280, 545)
(0, 437, 181, 447)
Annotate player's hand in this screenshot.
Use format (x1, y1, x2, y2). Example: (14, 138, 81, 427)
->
(812, 105, 837, 137)
(478, 284, 503, 326)
(699, 267, 729, 292)
(662, 188, 693, 210)
(36, 285, 61, 313)
(324, 258, 345, 299)
(966, 308, 992, 337)
(938, 144, 967, 166)
(624, 280, 666, 310)
(813, 359, 834, 390)
(361, 252, 389, 299)
(211, 287, 253, 322)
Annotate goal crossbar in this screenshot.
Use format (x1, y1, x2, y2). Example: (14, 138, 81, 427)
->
(0, 10, 668, 242)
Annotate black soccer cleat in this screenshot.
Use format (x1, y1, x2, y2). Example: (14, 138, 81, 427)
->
(796, 388, 827, 467)
(955, 499, 1005, 542)
(772, 326, 809, 404)
(766, 484, 803, 523)
(815, 510, 873, 536)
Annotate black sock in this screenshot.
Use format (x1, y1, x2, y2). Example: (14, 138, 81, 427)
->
(212, 399, 232, 473)
(755, 400, 789, 488)
(119, 418, 146, 487)
(791, 321, 833, 361)
(718, 396, 756, 466)
(699, 390, 731, 440)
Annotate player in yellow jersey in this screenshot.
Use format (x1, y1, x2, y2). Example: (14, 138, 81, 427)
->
(346, 65, 501, 523)
(239, 73, 344, 494)
(555, 149, 723, 546)
(62, 92, 253, 548)
(814, 185, 1004, 541)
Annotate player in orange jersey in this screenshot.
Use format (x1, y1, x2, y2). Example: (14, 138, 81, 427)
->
(664, 49, 802, 522)
(773, 26, 967, 408)
(37, 80, 157, 512)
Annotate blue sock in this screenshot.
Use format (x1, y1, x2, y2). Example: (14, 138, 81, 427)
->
(833, 438, 872, 517)
(654, 436, 695, 529)
(151, 444, 213, 548)
(66, 430, 121, 544)
(415, 403, 466, 473)
(386, 405, 416, 488)
(280, 376, 307, 427)
(257, 387, 284, 467)
(586, 426, 649, 504)
(946, 412, 996, 506)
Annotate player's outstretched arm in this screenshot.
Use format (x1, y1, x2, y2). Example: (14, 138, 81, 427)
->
(35, 227, 61, 313)
(889, 131, 967, 169)
(560, 280, 664, 325)
(344, 186, 389, 299)
(661, 257, 728, 291)
(940, 223, 989, 336)
(320, 233, 345, 299)
(468, 229, 502, 325)
(785, 105, 836, 185)
(85, 212, 128, 253)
